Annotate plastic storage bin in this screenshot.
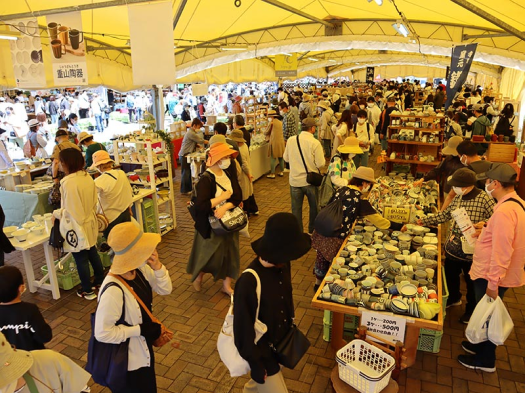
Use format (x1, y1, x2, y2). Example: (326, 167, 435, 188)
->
(336, 339, 395, 393)
(98, 251, 112, 268)
(417, 328, 444, 353)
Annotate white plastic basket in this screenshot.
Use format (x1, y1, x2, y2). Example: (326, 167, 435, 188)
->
(336, 339, 395, 393)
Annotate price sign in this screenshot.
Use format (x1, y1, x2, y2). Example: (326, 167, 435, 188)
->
(383, 206, 411, 223)
(361, 311, 406, 343)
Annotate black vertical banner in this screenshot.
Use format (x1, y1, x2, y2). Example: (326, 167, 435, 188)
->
(366, 67, 375, 83)
(445, 66, 450, 79)
(445, 43, 478, 110)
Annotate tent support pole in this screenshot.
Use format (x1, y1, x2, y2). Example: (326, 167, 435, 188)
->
(450, 0, 525, 42)
(260, 0, 334, 28)
(0, 0, 166, 20)
(152, 85, 165, 132)
(173, 0, 188, 30)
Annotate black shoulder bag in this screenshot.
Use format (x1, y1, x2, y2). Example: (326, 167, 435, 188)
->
(270, 323, 311, 369)
(297, 136, 323, 187)
(86, 282, 130, 392)
(208, 180, 247, 236)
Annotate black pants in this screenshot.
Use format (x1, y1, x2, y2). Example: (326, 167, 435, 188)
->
(180, 155, 192, 194)
(445, 253, 476, 314)
(79, 108, 89, 119)
(243, 195, 259, 215)
(115, 343, 157, 393)
(103, 209, 132, 239)
(128, 108, 135, 123)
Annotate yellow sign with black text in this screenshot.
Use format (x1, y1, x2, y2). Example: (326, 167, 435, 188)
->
(383, 206, 411, 223)
(275, 54, 298, 77)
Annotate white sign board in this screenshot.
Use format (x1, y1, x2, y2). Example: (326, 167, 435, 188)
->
(361, 311, 407, 343)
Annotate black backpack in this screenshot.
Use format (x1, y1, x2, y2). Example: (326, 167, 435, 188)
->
(314, 197, 343, 237)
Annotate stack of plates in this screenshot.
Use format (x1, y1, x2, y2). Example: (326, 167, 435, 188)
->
(390, 298, 409, 314)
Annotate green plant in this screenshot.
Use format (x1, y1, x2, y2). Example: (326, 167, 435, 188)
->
(155, 129, 174, 165)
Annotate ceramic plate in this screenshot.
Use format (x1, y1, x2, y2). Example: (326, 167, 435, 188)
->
(392, 298, 408, 312)
(400, 284, 418, 297)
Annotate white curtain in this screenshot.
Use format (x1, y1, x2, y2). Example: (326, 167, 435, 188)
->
(500, 68, 525, 100)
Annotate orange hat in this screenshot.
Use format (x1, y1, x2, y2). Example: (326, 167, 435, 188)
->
(206, 142, 238, 167)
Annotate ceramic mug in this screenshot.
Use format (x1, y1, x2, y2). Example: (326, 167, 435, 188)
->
(69, 29, 83, 50)
(48, 22, 60, 41)
(58, 26, 69, 45)
(51, 40, 65, 59)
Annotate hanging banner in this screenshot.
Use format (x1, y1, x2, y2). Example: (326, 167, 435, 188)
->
(366, 67, 375, 83)
(192, 83, 209, 97)
(128, 1, 176, 86)
(275, 54, 298, 77)
(45, 12, 88, 86)
(8, 19, 46, 88)
(445, 43, 477, 110)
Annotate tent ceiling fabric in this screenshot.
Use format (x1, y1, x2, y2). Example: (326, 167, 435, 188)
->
(0, 0, 524, 88)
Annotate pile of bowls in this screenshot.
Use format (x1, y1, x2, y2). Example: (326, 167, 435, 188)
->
(12, 229, 29, 242)
(3, 226, 18, 238)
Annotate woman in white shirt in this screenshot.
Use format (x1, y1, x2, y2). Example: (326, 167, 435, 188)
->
(92, 150, 133, 239)
(94, 222, 172, 393)
(53, 148, 104, 300)
(331, 109, 352, 157)
(352, 110, 373, 168)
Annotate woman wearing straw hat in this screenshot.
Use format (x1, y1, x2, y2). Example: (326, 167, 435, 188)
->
(92, 150, 133, 239)
(229, 130, 258, 215)
(187, 142, 243, 295)
(0, 332, 90, 393)
(77, 131, 105, 169)
(327, 136, 362, 189)
(264, 110, 285, 179)
(53, 148, 104, 301)
(94, 222, 172, 393)
(312, 166, 390, 291)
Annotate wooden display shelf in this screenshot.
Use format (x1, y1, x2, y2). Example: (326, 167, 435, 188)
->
(390, 114, 444, 118)
(386, 158, 439, 166)
(387, 140, 441, 146)
(388, 126, 443, 131)
(311, 225, 444, 368)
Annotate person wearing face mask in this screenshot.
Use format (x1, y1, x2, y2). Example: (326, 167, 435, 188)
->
(377, 97, 397, 153)
(366, 96, 381, 131)
(92, 150, 133, 239)
(77, 131, 105, 169)
(187, 142, 242, 296)
(441, 141, 491, 211)
(352, 110, 373, 168)
(312, 166, 390, 291)
(279, 102, 297, 143)
(409, 168, 495, 324)
(25, 119, 48, 159)
(0, 266, 52, 351)
(94, 222, 172, 393)
(458, 163, 525, 372)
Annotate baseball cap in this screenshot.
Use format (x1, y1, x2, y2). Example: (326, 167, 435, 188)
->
(472, 104, 484, 112)
(302, 117, 317, 129)
(447, 168, 477, 187)
(55, 129, 68, 137)
(477, 163, 517, 183)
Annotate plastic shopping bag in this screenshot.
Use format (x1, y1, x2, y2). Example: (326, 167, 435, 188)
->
(465, 294, 498, 344)
(488, 297, 514, 345)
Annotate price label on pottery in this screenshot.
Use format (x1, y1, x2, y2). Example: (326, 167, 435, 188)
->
(361, 311, 406, 343)
(383, 206, 411, 223)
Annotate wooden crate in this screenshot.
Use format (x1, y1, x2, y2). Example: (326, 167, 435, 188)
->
(486, 143, 516, 163)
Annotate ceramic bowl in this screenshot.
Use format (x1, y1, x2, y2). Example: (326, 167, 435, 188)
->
(30, 226, 44, 236)
(400, 284, 418, 297)
(12, 229, 30, 242)
(3, 226, 18, 238)
(22, 221, 37, 229)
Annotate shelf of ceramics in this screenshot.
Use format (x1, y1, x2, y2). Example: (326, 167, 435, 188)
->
(129, 177, 170, 187)
(390, 115, 444, 119)
(388, 126, 442, 131)
(386, 158, 439, 166)
(117, 157, 169, 166)
(387, 140, 441, 146)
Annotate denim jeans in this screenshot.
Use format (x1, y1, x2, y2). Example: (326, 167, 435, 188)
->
(180, 155, 193, 193)
(128, 108, 135, 123)
(380, 135, 388, 152)
(290, 185, 318, 234)
(469, 278, 509, 366)
(73, 245, 105, 293)
(353, 152, 370, 168)
(136, 108, 143, 121)
(270, 157, 284, 174)
(95, 114, 104, 133)
(50, 114, 58, 125)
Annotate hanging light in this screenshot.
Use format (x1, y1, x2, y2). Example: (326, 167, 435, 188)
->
(367, 0, 383, 5)
(0, 31, 20, 41)
(221, 45, 248, 51)
(392, 20, 409, 37)
(308, 58, 319, 61)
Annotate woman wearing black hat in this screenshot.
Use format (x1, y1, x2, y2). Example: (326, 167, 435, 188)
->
(233, 213, 311, 393)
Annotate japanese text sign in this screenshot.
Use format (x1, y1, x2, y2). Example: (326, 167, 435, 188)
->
(361, 311, 407, 343)
(445, 43, 477, 110)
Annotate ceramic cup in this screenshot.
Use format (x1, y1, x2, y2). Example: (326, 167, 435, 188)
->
(338, 268, 349, 277)
(389, 261, 402, 274)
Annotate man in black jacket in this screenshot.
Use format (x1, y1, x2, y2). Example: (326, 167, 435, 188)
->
(377, 97, 397, 152)
(233, 213, 311, 392)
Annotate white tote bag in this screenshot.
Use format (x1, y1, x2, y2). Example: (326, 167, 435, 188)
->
(59, 210, 90, 253)
(217, 269, 268, 377)
(465, 294, 498, 344)
(488, 297, 514, 345)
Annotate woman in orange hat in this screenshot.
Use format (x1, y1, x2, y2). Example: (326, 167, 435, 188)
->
(187, 142, 243, 295)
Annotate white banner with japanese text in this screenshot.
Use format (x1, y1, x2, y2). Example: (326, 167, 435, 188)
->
(445, 43, 477, 110)
(45, 11, 88, 86)
(8, 18, 46, 88)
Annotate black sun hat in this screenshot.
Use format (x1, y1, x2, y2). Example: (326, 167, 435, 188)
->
(447, 168, 477, 187)
(251, 213, 311, 264)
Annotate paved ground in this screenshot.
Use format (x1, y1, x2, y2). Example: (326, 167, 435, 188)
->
(5, 156, 525, 393)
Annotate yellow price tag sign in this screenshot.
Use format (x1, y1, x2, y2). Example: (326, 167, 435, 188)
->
(383, 206, 411, 223)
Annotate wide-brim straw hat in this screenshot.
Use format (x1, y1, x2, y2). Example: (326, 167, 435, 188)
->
(108, 222, 161, 275)
(317, 101, 330, 110)
(229, 129, 246, 143)
(209, 134, 227, 146)
(352, 166, 376, 183)
(90, 150, 114, 168)
(267, 109, 277, 116)
(338, 136, 363, 154)
(206, 142, 238, 167)
(77, 131, 92, 145)
(0, 332, 34, 389)
(442, 136, 463, 156)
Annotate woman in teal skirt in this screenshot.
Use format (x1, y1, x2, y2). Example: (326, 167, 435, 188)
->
(187, 142, 242, 296)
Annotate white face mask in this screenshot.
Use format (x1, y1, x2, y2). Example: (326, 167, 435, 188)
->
(218, 159, 231, 170)
(358, 118, 366, 124)
(453, 186, 466, 196)
(485, 181, 496, 199)
(359, 105, 365, 109)
(362, 184, 371, 193)
(460, 155, 468, 166)
(367, 103, 374, 108)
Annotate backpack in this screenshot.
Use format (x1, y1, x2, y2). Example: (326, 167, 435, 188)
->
(299, 105, 308, 121)
(314, 197, 343, 237)
(23, 138, 35, 158)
